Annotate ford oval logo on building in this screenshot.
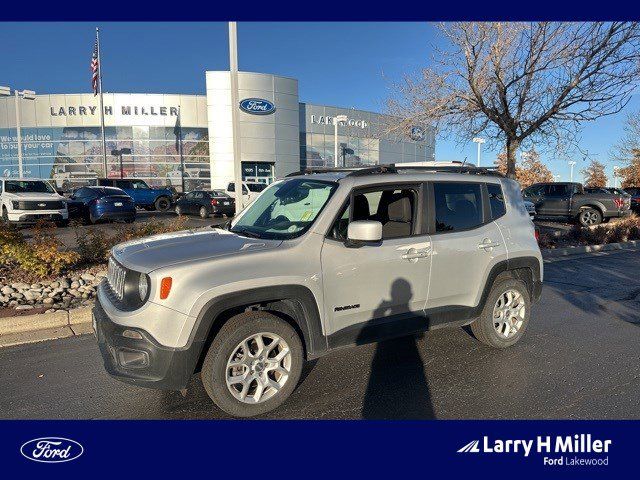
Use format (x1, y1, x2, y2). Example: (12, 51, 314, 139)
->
(239, 98, 276, 115)
(20, 437, 84, 463)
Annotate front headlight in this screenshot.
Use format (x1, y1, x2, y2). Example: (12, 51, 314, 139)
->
(138, 274, 150, 301)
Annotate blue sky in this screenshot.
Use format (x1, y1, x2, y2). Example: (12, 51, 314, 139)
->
(1, 22, 636, 184)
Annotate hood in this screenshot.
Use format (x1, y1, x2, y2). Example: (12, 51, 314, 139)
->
(112, 227, 282, 273)
(3, 191, 65, 201)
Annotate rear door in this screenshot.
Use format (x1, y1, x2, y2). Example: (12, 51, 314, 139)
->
(426, 181, 508, 313)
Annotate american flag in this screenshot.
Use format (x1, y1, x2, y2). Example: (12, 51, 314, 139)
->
(91, 40, 99, 96)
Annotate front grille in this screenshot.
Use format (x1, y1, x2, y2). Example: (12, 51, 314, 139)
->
(107, 257, 127, 301)
(13, 200, 65, 210)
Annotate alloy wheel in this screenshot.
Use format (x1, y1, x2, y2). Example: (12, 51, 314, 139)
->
(580, 210, 600, 226)
(225, 332, 292, 404)
(493, 289, 526, 339)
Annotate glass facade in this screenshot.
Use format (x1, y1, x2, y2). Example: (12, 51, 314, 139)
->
(0, 125, 209, 191)
(298, 103, 435, 170)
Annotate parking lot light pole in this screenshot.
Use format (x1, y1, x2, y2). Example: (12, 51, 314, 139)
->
(229, 22, 244, 214)
(0, 87, 36, 178)
(334, 115, 348, 167)
(613, 166, 620, 188)
(568, 161, 576, 182)
(472, 137, 485, 167)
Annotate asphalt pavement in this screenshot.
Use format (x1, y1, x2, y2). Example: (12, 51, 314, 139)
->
(1, 249, 639, 419)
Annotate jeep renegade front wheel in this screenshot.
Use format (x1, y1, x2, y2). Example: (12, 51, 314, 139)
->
(470, 278, 531, 349)
(201, 311, 303, 417)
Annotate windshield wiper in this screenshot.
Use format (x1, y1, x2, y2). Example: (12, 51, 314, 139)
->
(231, 227, 263, 239)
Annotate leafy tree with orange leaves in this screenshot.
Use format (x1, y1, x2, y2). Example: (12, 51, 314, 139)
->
(495, 148, 553, 188)
(582, 160, 608, 187)
(618, 149, 640, 188)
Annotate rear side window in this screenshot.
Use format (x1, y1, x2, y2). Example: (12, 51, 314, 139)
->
(487, 183, 506, 219)
(434, 182, 483, 232)
(544, 184, 568, 197)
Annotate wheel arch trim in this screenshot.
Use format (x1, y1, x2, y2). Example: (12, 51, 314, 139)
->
(189, 284, 326, 361)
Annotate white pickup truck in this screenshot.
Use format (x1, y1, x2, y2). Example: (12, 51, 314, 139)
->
(0, 178, 69, 226)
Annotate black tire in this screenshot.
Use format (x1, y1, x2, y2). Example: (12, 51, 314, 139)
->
(199, 206, 209, 219)
(578, 207, 602, 227)
(201, 311, 304, 417)
(469, 277, 531, 349)
(1, 206, 8, 222)
(57, 219, 69, 228)
(154, 196, 171, 212)
(124, 217, 135, 224)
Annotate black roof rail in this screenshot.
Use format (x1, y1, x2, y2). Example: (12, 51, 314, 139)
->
(390, 164, 505, 177)
(285, 163, 504, 179)
(285, 165, 398, 177)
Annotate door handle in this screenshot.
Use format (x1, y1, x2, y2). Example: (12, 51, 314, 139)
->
(478, 240, 501, 250)
(401, 247, 431, 261)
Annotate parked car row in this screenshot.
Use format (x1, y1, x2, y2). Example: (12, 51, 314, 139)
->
(523, 182, 631, 226)
(0, 176, 262, 226)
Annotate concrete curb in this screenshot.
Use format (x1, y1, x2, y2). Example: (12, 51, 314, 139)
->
(542, 240, 640, 259)
(0, 306, 92, 347)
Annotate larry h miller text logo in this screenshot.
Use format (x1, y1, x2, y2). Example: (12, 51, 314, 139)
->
(457, 434, 611, 467)
(20, 437, 84, 463)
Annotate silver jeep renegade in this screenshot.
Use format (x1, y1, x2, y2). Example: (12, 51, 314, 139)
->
(94, 164, 543, 417)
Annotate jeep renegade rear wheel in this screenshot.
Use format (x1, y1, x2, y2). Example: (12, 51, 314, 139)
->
(201, 311, 303, 417)
(470, 278, 531, 349)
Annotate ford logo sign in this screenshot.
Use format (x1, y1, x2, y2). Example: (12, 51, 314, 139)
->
(239, 98, 276, 115)
(410, 126, 426, 142)
(20, 437, 84, 463)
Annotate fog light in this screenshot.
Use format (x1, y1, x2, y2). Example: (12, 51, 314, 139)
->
(122, 329, 143, 340)
(117, 348, 149, 368)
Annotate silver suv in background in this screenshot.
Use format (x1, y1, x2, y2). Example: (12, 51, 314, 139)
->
(93, 164, 542, 417)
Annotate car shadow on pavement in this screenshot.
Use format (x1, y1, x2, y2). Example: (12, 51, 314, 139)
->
(359, 279, 436, 419)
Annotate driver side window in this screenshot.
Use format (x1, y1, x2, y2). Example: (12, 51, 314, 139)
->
(329, 187, 418, 241)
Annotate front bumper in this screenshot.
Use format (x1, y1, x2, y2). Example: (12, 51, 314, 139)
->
(94, 210, 136, 221)
(93, 295, 203, 391)
(7, 209, 68, 223)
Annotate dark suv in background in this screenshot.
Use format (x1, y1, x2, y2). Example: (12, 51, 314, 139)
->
(523, 182, 630, 226)
(97, 178, 173, 212)
(624, 187, 640, 213)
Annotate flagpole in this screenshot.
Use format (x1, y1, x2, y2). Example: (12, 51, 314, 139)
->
(96, 27, 108, 177)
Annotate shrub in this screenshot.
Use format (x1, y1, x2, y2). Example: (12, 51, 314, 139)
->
(0, 220, 79, 277)
(75, 216, 189, 265)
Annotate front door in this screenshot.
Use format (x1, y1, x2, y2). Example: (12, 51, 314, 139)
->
(321, 185, 431, 348)
(540, 184, 570, 216)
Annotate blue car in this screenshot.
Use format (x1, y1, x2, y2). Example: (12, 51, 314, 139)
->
(97, 178, 173, 211)
(67, 186, 136, 224)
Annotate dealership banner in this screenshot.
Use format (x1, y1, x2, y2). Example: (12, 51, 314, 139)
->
(0, 420, 634, 476)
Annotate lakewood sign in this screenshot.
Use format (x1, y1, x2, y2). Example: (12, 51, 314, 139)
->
(50, 105, 180, 117)
(310, 115, 369, 129)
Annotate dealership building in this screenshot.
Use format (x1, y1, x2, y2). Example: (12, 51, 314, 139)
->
(0, 71, 435, 191)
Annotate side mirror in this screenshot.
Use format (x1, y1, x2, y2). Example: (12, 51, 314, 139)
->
(346, 220, 382, 247)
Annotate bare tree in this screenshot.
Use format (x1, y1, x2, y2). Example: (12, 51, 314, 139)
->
(582, 160, 608, 187)
(389, 22, 640, 178)
(612, 111, 640, 162)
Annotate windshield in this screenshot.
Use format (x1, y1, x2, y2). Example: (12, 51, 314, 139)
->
(230, 178, 337, 240)
(5, 180, 55, 194)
